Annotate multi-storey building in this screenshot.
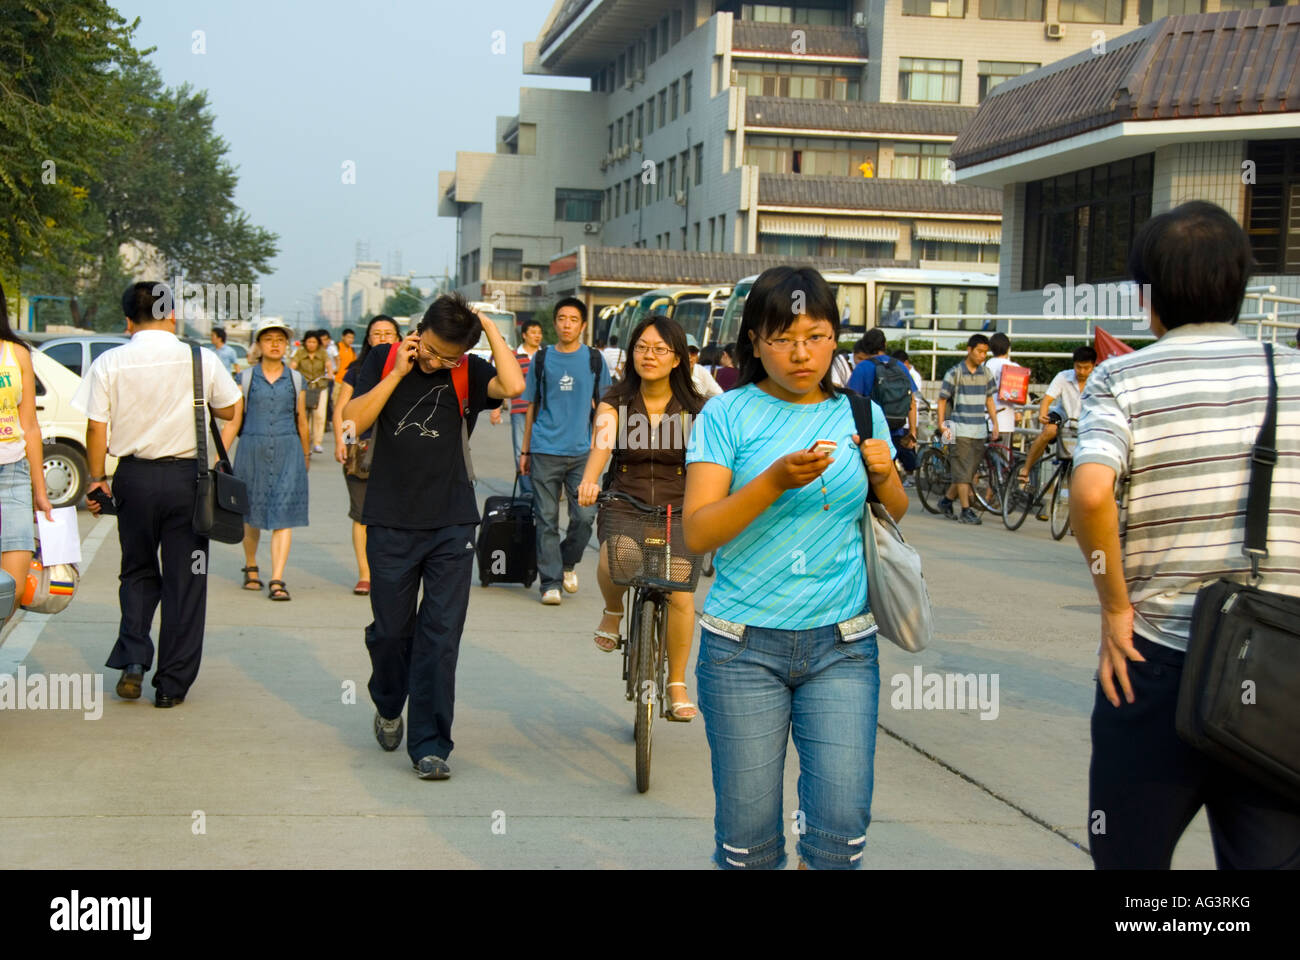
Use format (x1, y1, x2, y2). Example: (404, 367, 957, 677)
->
(953, 5, 1300, 323)
(441, 0, 1255, 318)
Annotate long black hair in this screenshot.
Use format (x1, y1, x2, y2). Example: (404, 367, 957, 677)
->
(358, 314, 400, 365)
(734, 266, 841, 397)
(0, 285, 30, 350)
(601, 314, 704, 415)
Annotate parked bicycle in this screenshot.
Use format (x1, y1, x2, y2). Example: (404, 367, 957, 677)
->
(596, 490, 703, 793)
(1001, 420, 1076, 539)
(916, 429, 1012, 516)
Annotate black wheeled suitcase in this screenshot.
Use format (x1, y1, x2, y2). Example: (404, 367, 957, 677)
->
(477, 476, 537, 588)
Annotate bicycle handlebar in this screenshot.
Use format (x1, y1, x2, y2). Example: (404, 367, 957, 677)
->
(596, 490, 659, 514)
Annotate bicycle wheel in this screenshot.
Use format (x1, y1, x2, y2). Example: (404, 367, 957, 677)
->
(1001, 455, 1035, 531)
(1049, 462, 1073, 540)
(916, 447, 947, 514)
(633, 597, 657, 793)
(972, 449, 1003, 514)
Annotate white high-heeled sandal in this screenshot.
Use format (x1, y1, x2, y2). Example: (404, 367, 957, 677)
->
(594, 608, 622, 652)
(666, 682, 697, 722)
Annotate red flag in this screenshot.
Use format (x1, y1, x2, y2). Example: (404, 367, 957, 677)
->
(1094, 327, 1134, 362)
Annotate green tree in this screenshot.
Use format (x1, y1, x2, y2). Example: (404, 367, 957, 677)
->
(532, 304, 556, 344)
(0, 1, 141, 307)
(381, 284, 424, 318)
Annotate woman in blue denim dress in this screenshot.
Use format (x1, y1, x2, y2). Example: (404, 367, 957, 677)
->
(222, 322, 309, 601)
(682, 266, 909, 870)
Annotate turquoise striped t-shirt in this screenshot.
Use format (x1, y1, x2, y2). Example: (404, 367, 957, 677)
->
(686, 383, 894, 630)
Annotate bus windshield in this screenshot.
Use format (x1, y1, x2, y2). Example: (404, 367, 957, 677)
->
(714, 279, 754, 347)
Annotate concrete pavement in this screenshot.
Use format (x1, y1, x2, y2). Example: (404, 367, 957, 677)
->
(0, 416, 1214, 868)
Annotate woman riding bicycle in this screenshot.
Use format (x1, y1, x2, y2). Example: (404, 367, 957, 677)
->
(577, 315, 705, 721)
(681, 265, 908, 869)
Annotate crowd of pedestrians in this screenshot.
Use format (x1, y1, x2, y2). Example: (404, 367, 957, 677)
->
(3, 198, 1296, 870)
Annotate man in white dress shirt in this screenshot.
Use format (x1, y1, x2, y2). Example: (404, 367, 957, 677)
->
(73, 282, 242, 708)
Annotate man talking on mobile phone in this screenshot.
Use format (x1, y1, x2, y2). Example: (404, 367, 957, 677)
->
(343, 293, 524, 780)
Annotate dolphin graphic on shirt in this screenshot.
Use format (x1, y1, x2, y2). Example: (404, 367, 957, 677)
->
(393, 383, 450, 439)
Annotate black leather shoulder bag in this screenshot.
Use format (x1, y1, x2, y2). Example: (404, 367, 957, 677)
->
(191, 345, 250, 544)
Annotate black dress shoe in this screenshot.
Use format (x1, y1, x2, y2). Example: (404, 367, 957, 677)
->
(116, 665, 145, 700)
(154, 693, 186, 708)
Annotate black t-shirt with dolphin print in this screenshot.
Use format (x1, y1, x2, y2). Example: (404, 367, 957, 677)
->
(354, 343, 500, 530)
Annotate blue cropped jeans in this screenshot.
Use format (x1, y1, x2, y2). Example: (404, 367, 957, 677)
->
(696, 616, 880, 870)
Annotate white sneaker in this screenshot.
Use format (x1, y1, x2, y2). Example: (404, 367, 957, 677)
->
(312, 444, 324, 454)
(541, 589, 562, 605)
(562, 570, 579, 593)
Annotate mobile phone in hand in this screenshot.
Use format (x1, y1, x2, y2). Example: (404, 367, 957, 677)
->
(87, 488, 116, 516)
(808, 439, 838, 456)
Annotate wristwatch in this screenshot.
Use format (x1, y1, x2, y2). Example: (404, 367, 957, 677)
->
(90, 475, 109, 483)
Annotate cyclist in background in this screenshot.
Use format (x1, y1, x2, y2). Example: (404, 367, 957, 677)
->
(1018, 345, 1097, 487)
(683, 266, 907, 870)
(578, 316, 705, 720)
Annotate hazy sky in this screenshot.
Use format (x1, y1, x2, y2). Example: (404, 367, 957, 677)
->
(111, 0, 586, 321)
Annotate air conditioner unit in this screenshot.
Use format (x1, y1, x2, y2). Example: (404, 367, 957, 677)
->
(853, 11, 866, 27)
(675, 190, 687, 205)
(730, 68, 739, 87)
(625, 78, 636, 90)
(1045, 22, 1065, 39)
(584, 222, 599, 234)
(633, 137, 642, 151)
(599, 156, 609, 171)
(521, 267, 541, 282)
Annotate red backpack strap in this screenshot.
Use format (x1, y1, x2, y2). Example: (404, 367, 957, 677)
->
(381, 342, 399, 379)
(452, 360, 470, 417)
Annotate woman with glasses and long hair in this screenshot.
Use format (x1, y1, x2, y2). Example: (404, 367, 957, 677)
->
(682, 266, 908, 869)
(0, 287, 54, 615)
(577, 315, 705, 721)
(332, 315, 400, 595)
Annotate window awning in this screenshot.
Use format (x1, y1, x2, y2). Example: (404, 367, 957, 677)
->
(758, 215, 826, 237)
(824, 221, 900, 242)
(913, 222, 1002, 244)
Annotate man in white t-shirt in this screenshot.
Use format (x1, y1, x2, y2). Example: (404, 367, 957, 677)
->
(982, 333, 1019, 438)
(1018, 344, 1097, 484)
(601, 334, 625, 381)
(687, 335, 723, 399)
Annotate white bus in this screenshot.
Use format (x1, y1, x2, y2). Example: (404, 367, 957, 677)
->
(467, 301, 518, 359)
(711, 267, 999, 347)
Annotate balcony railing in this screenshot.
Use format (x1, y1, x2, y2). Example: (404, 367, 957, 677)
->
(731, 20, 868, 59)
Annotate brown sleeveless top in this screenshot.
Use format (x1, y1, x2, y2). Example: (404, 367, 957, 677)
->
(606, 391, 691, 508)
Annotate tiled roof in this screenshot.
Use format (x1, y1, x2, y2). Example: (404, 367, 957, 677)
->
(573, 248, 918, 284)
(731, 20, 868, 58)
(952, 7, 1300, 169)
(746, 96, 976, 136)
(757, 174, 1002, 214)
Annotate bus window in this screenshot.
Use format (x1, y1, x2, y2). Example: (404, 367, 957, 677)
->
(876, 287, 915, 329)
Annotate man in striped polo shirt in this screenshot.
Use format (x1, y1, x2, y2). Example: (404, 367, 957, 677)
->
(1071, 200, 1300, 869)
(510, 319, 543, 499)
(935, 334, 1000, 523)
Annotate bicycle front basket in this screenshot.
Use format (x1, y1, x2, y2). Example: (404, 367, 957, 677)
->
(601, 501, 702, 591)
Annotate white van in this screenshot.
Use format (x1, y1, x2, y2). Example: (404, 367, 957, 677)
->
(31, 349, 118, 509)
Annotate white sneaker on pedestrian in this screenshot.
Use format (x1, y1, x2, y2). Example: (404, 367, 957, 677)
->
(312, 444, 324, 454)
(562, 570, 579, 593)
(541, 589, 562, 605)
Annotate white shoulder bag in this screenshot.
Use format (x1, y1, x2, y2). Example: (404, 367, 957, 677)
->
(848, 393, 932, 652)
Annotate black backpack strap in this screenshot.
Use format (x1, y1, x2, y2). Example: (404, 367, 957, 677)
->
(191, 345, 233, 472)
(532, 346, 547, 418)
(846, 391, 879, 504)
(589, 345, 603, 427)
(1243, 342, 1278, 580)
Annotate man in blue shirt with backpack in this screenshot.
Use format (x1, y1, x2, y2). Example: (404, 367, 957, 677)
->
(519, 298, 611, 606)
(847, 328, 918, 482)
